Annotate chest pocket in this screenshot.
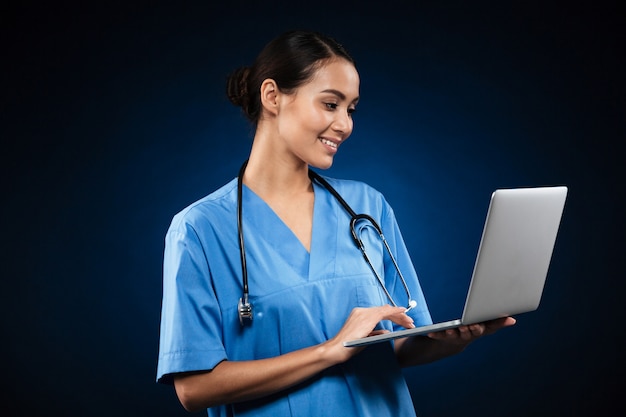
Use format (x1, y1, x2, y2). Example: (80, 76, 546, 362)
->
(355, 279, 387, 307)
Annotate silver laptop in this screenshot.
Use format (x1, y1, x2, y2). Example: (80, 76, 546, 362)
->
(344, 186, 568, 347)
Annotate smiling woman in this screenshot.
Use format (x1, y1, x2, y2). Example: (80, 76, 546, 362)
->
(156, 30, 514, 417)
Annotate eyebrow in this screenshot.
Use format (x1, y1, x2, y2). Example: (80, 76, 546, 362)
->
(320, 89, 359, 103)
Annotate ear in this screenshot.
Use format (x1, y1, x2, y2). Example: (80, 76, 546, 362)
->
(259, 78, 279, 117)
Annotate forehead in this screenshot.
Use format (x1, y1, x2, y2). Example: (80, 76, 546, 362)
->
(303, 59, 360, 99)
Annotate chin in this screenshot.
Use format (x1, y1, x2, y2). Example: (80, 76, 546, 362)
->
(310, 158, 334, 170)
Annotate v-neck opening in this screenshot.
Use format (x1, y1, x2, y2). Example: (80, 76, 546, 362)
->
(246, 183, 315, 253)
(241, 183, 313, 267)
(240, 178, 342, 284)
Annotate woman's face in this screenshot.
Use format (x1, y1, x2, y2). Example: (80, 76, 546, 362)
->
(275, 58, 360, 170)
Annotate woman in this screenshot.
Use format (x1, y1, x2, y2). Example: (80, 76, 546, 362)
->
(157, 30, 514, 416)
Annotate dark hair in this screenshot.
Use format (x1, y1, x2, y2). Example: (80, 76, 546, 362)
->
(226, 30, 355, 124)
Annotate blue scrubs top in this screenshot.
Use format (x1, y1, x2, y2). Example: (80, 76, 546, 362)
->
(157, 175, 432, 417)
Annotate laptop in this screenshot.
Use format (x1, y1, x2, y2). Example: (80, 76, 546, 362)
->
(344, 186, 568, 347)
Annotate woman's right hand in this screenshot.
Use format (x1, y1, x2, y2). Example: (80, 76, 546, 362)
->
(323, 305, 415, 364)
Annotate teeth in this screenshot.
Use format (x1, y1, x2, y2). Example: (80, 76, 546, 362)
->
(320, 138, 337, 148)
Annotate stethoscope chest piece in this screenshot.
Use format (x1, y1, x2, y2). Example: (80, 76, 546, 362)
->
(238, 297, 253, 325)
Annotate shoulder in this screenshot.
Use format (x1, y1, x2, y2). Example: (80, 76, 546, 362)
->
(316, 174, 383, 197)
(314, 173, 393, 215)
(167, 178, 238, 236)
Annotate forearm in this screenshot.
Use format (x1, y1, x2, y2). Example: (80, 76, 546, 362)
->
(173, 305, 416, 412)
(174, 342, 340, 412)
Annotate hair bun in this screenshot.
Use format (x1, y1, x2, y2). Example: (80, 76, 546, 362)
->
(226, 66, 251, 108)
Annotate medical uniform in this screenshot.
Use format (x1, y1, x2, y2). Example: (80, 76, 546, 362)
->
(157, 175, 432, 417)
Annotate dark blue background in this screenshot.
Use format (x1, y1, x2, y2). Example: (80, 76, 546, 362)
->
(2, 1, 624, 416)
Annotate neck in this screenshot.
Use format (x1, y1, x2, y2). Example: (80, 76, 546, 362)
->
(243, 132, 312, 198)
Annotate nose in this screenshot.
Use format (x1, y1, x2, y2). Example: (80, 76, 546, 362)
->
(332, 110, 353, 138)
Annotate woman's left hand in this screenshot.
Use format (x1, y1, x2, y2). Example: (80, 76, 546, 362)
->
(426, 316, 517, 345)
(395, 316, 516, 367)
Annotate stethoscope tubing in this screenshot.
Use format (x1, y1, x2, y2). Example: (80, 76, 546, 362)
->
(307, 171, 413, 308)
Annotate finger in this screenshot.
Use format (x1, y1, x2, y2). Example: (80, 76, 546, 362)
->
(457, 325, 474, 341)
(483, 317, 516, 334)
(502, 317, 516, 326)
(468, 323, 485, 337)
(340, 306, 412, 342)
(378, 305, 415, 329)
(426, 331, 443, 340)
(426, 328, 457, 340)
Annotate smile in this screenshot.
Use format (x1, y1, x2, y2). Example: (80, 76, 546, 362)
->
(319, 138, 338, 149)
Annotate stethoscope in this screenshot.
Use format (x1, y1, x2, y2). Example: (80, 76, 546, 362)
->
(237, 161, 417, 325)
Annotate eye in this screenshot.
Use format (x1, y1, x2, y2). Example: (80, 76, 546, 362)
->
(348, 107, 357, 116)
(324, 102, 338, 110)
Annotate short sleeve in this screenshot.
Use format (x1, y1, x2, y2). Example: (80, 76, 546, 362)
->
(156, 221, 228, 384)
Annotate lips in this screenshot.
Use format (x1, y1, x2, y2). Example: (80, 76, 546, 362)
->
(319, 137, 338, 149)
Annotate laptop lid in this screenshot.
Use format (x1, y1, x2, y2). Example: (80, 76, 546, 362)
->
(461, 186, 567, 324)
